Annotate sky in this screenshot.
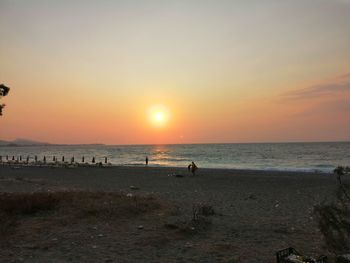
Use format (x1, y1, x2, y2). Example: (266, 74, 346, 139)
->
(1, 0, 350, 144)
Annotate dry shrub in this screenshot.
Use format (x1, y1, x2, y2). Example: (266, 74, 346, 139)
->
(314, 186, 350, 254)
(192, 203, 215, 221)
(61, 191, 163, 220)
(0, 212, 17, 236)
(0, 191, 166, 235)
(314, 203, 350, 254)
(0, 192, 59, 215)
(168, 203, 215, 236)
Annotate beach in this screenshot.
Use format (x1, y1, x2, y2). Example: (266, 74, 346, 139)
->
(0, 165, 341, 262)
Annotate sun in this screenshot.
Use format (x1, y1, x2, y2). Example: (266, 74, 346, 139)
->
(148, 105, 170, 127)
(154, 111, 164, 122)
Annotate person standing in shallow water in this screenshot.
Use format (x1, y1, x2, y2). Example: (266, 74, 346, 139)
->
(190, 161, 198, 175)
(145, 156, 149, 165)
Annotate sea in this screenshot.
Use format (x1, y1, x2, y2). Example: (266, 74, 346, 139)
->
(0, 142, 349, 173)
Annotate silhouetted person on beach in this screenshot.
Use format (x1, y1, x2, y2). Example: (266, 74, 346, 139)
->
(105, 157, 107, 164)
(145, 156, 148, 165)
(188, 161, 198, 175)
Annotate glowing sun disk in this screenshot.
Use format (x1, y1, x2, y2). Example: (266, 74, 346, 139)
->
(148, 105, 170, 127)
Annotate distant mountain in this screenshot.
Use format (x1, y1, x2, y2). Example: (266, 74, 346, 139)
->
(0, 138, 51, 147)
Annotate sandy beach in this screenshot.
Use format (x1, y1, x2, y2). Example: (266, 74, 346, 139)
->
(0, 165, 342, 262)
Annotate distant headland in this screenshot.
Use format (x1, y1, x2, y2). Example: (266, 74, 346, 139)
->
(0, 138, 104, 147)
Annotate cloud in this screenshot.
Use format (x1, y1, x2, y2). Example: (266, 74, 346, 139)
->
(283, 71, 350, 100)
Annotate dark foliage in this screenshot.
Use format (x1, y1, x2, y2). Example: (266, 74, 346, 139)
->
(334, 166, 350, 201)
(0, 84, 10, 116)
(314, 199, 350, 253)
(314, 168, 350, 254)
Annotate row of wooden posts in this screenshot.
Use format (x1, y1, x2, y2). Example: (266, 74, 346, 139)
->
(0, 155, 109, 164)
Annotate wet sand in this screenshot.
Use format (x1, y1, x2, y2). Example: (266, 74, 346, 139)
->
(0, 165, 339, 262)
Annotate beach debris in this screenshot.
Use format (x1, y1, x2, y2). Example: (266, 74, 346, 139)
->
(129, 185, 139, 190)
(276, 247, 327, 263)
(245, 193, 257, 200)
(137, 225, 144, 230)
(168, 173, 184, 177)
(164, 222, 179, 229)
(185, 242, 193, 248)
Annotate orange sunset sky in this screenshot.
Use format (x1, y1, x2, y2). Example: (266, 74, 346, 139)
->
(1, 0, 350, 145)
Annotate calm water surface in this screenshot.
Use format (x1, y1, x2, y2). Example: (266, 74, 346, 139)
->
(0, 142, 349, 172)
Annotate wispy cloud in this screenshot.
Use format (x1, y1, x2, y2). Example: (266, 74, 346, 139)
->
(284, 71, 350, 100)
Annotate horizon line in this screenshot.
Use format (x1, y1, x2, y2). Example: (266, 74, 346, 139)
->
(1, 139, 350, 147)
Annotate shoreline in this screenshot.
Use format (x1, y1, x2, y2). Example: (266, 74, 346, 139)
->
(0, 161, 334, 175)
